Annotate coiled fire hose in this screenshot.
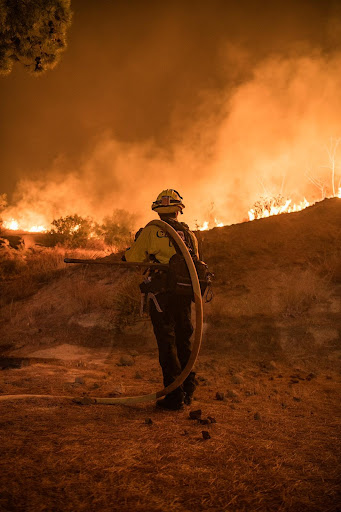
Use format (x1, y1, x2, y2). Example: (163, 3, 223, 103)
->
(0, 219, 203, 405)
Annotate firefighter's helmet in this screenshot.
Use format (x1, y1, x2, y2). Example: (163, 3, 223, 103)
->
(151, 189, 185, 214)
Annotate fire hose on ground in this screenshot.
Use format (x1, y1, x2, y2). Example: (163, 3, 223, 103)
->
(0, 220, 204, 405)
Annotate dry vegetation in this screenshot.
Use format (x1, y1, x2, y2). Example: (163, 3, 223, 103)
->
(0, 242, 66, 305)
(0, 353, 340, 512)
(0, 242, 111, 308)
(0, 198, 340, 511)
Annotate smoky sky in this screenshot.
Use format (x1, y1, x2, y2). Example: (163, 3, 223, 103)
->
(1, 0, 340, 227)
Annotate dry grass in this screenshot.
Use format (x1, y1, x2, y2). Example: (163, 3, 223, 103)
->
(112, 272, 142, 332)
(279, 269, 331, 319)
(0, 353, 340, 512)
(0, 255, 145, 357)
(0, 245, 64, 306)
(307, 249, 341, 283)
(63, 278, 115, 313)
(0, 243, 112, 306)
(0, 247, 65, 308)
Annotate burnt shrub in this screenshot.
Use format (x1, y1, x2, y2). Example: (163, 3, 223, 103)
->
(249, 194, 288, 219)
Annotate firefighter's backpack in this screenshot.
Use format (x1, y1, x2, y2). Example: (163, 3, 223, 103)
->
(165, 219, 213, 301)
(168, 253, 212, 299)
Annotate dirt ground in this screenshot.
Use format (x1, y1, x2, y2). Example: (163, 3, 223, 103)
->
(0, 346, 340, 512)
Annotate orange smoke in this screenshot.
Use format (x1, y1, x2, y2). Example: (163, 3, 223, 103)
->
(1, 50, 341, 231)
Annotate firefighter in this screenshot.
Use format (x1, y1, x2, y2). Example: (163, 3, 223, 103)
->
(125, 189, 198, 410)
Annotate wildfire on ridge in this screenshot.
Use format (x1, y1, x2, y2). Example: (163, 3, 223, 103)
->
(197, 188, 341, 230)
(1, 189, 340, 235)
(248, 197, 310, 221)
(197, 219, 224, 231)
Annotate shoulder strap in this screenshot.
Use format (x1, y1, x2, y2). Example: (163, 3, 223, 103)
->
(163, 218, 195, 254)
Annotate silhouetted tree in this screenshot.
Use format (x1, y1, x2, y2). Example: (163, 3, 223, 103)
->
(0, 0, 72, 75)
(50, 214, 93, 248)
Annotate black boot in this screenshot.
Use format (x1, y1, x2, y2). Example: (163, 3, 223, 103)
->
(156, 388, 184, 411)
(156, 397, 184, 410)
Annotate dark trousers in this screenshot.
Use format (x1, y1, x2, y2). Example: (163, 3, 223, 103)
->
(149, 292, 196, 403)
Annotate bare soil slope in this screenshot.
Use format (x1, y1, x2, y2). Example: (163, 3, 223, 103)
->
(200, 197, 341, 359)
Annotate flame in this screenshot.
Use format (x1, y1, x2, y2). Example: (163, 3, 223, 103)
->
(198, 221, 209, 231)
(3, 219, 19, 231)
(1, 189, 340, 236)
(215, 218, 224, 227)
(197, 218, 224, 231)
(2, 218, 47, 233)
(248, 198, 310, 221)
(28, 225, 47, 233)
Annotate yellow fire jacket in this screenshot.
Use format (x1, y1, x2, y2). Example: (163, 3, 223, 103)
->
(125, 223, 199, 264)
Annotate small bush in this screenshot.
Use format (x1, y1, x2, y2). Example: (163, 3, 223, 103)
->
(250, 194, 288, 219)
(49, 210, 137, 250)
(49, 214, 94, 248)
(96, 209, 136, 251)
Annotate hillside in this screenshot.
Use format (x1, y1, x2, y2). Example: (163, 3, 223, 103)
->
(0, 198, 340, 512)
(200, 197, 341, 359)
(1, 197, 339, 361)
